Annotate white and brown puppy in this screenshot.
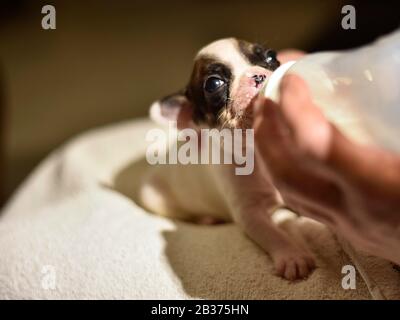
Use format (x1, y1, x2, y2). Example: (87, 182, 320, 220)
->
(140, 38, 315, 280)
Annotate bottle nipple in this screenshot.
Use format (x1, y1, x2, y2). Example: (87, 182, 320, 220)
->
(262, 61, 296, 101)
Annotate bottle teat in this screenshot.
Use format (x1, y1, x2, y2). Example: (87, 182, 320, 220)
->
(261, 61, 296, 102)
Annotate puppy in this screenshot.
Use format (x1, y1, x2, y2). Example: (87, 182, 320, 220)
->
(140, 38, 316, 280)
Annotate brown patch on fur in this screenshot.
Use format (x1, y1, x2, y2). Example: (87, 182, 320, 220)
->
(181, 38, 280, 130)
(238, 40, 280, 71)
(186, 56, 232, 126)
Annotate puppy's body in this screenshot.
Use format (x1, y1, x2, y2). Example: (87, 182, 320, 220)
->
(139, 38, 316, 280)
(141, 156, 230, 222)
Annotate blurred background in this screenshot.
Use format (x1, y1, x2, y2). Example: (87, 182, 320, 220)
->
(0, 0, 399, 205)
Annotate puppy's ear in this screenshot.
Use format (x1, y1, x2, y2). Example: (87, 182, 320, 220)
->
(150, 91, 195, 130)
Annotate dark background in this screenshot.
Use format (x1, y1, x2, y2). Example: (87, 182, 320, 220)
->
(0, 0, 399, 204)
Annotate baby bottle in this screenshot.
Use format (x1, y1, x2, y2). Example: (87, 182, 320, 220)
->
(262, 29, 400, 153)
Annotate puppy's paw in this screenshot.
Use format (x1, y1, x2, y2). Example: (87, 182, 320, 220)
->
(273, 248, 316, 281)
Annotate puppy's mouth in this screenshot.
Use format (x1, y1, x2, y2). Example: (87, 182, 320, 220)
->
(219, 78, 268, 129)
(252, 74, 267, 89)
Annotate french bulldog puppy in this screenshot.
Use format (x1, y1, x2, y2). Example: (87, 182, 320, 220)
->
(140, 38, 316, 280)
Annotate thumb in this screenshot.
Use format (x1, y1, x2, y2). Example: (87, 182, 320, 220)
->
(279, 74, 332, 160)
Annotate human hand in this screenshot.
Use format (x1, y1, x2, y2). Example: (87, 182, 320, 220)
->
(253, 71, 400, 264)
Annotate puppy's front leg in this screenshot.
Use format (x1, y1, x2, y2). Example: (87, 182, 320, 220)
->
(218, 163, 316, 280)
(234, 198, 316, 280)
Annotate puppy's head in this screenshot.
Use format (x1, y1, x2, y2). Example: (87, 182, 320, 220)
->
(151, 38, 280, 129)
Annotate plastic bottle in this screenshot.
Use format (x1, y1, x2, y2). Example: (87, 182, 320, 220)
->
(262, 29, 400, 153)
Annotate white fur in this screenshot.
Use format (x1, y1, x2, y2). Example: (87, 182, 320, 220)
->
(198, 38, 252, 95)
(141, 39, 317, 280)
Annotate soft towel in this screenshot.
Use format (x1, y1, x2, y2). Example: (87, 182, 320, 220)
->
(1, 119, 399, 299)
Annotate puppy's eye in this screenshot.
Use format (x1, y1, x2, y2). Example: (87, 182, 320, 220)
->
(265, 50, 277, 64)
(265, 50, 280, 70)
(204, 77, 225, 93)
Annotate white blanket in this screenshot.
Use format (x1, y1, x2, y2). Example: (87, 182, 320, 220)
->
(1, 119, 399, 299)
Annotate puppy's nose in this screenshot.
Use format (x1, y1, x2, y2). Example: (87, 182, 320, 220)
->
(252, 74, 266, 86)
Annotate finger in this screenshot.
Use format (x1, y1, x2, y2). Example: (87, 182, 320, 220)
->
(279, 74, 332, 160)
(277, 50, 306, 64)
(253, 97, 344, 216)
(328, 127, 400, 198)
(253, 96, 290, 141)
(277, 75, 400, 218)
(277, 75, 400, 198)
(278, 76, 400, 227)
